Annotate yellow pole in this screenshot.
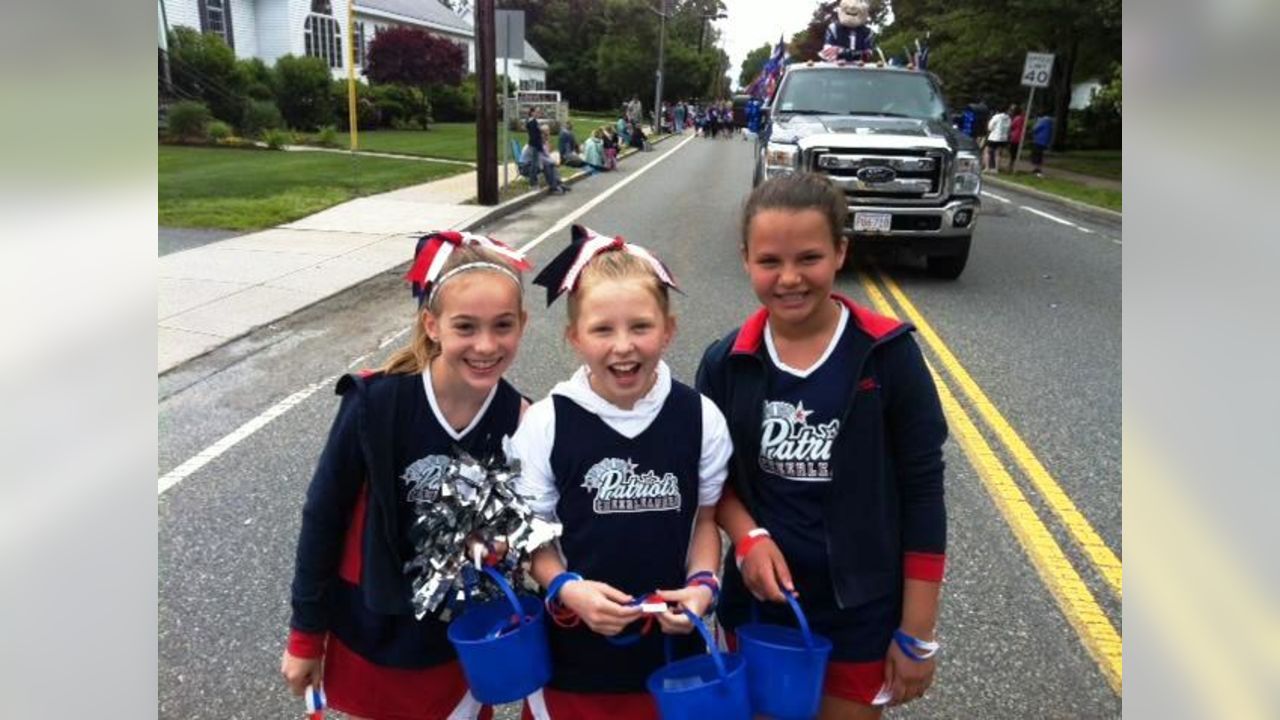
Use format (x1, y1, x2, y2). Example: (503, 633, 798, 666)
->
(346, 0, 359, 150)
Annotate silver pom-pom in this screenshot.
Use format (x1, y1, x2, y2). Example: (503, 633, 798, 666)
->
(404, 446, 562, 619)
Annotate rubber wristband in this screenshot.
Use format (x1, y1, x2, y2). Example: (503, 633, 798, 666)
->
(734, 528, 772, 569)
(546, 571, 583, 607)
(685, 571, 720, 610)
(893, 629, 940, 661)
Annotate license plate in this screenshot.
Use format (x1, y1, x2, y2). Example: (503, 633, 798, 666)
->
(853, 212, 892, 233)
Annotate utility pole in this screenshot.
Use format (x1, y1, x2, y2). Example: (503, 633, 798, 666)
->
(475, 0, 498, 205)
(652, 0, 667, 133)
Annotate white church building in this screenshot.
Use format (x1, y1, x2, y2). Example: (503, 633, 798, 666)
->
(159, 0, 547, 87)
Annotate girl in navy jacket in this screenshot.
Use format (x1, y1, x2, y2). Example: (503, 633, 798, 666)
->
(282, 232, 531, 720)
(696, 174, 948, 719)
(510, 226, 732, 720)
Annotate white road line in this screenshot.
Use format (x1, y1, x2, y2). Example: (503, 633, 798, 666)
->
(378, 326, 412, 349)
(158, 374, 339, 495)
(517, 134, 698, 255)
(1022, 205, 1077, 227)
(982, 191, 1012, 203)
(1077, 226, 1095, 234)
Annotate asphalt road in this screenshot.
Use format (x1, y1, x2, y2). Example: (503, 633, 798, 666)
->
(159, 133, 1122, 719)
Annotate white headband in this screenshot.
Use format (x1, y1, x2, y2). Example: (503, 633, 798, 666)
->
(425, 262, 522, 308)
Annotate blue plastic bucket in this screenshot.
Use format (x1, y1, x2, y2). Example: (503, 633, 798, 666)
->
(736, 590, 833, 720)
(646, 610, 751, 720)
(447, 566, 551, 704)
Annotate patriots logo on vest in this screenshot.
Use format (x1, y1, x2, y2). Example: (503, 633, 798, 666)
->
(581, 457, 682, 514)
(759, 400, 840, 481)
(402, 454, 451, 503)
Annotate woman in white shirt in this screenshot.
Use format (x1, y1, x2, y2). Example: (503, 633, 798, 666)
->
(985, 107, 1012, 172)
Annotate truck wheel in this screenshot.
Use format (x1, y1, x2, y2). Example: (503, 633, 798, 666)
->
(925, 237, 971, 279)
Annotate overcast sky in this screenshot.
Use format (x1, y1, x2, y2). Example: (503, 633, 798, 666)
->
(714, 0, 818, 88)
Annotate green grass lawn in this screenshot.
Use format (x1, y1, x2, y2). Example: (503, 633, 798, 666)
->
(1045, 149, 1122, 181)
(999, 173, 1122, 213)
(159, 145, 470, 231)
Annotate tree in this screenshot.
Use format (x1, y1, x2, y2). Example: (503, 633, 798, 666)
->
(879, 0, 1121, 149)
(166, 26, 248, 125)
(738, 43, 772, 88)
(366, 27, 466, 90)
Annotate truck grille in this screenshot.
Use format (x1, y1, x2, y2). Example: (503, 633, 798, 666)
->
(808, 149, 948, 206)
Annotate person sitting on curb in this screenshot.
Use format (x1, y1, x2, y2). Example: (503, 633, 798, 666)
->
(601, 127, 619, 170)
(559, 121, 584, 167)
(582, 129, 607, 175)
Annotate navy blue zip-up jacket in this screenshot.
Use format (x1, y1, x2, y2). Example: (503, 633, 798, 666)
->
(286, 371, 522, 664)
(695, 295, 947, 611)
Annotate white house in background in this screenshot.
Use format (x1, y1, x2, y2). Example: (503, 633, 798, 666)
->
(160, 0, 477, 79)
(500, 41, 548, 91)
(454, 8, 548, 91)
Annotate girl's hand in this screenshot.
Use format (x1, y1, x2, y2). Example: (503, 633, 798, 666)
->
(739, 537, 796, 603)
(884, 639, 936, 705)
(654, 585, 714, 634)
(280, 650, 322, 697)
(557, 579, 643, 637)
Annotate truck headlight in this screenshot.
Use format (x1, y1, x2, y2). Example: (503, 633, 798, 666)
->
(952, 152, 981, 196)
(764, 143, 799, 176)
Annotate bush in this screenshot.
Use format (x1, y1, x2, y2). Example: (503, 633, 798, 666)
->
(167, 100, 213, 141)
(429, 74, 477, 122)
(167, 26, 247, 124)
(314, 125, 340, 148)
(274, 54, 335, 130)
(371, 84, 432, 129)
(236, 57, 276, 101)
(330, 79, 380, 130)
(241, 99, 284, 138)
(262, 128, 291, 150)
(207, 120, 233, 142)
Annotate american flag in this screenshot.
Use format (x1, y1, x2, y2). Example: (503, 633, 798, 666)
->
(746, 35, 788, 101)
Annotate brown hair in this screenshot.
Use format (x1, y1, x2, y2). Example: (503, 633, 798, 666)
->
(741, 173, 847, 250)
(566, 250, 671, 327)
(380, 245, 525, 375)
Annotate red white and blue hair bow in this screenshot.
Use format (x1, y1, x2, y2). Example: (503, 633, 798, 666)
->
(531, 225, 678, 306)
(405, 230, 531, 305)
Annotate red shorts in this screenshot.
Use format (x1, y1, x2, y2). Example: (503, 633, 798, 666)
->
(323, 636, 493, 720)
(520, 687, 657, 720)
(724, 632, 886, 705)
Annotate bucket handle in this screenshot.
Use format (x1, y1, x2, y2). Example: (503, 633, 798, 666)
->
(749, 588, 817, 650)
(468, 566, 527, 639)
(662, 609, 729, 680)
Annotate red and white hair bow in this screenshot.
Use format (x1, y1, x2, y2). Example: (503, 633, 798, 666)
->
(405, 230, 531, 304)
(532, 225, 678, 306)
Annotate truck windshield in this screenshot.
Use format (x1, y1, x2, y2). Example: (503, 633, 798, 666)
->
(775, 69, 946, 120)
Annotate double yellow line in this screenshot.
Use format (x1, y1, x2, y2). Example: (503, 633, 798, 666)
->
(858, 268, 1123, 694)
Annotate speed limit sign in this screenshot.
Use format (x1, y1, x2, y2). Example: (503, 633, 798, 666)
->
(1022, 52, 1055, 88)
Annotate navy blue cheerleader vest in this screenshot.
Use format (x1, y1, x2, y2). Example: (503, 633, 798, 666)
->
(331, 373, 523, 668)
(547, 382, 705, 692)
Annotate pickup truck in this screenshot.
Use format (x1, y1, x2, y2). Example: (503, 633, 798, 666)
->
(753, 62, 982, 279)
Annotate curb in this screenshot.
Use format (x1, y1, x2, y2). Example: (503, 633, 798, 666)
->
(983, 175, 1122, 223)
(459, 131, 679, 232)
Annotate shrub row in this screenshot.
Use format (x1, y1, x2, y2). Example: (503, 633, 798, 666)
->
(165, 26, 479, 142)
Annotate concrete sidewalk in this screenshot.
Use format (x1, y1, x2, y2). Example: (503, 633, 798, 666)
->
(158, 133, 675, 374)
(158, 167, 499, 373)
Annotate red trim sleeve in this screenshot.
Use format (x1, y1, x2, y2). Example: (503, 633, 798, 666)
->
(904, 552, 946, 582)
(287, 628, 328, 659)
